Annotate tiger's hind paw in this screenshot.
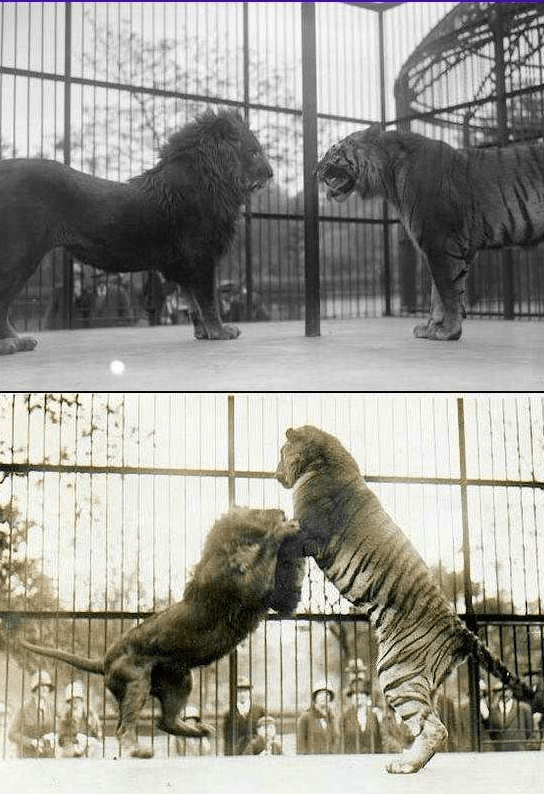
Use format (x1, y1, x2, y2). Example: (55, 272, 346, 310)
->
(194, 323, 240, 340)
(386, 751, 427, 774)
(413, 320, 462, 341)
(0, 335, 38, 355)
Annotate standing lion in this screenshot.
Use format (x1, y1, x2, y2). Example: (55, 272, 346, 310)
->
(0, 110, 272, 355)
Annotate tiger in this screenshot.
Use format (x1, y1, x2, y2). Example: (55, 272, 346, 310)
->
(315, 124, 544, 341)
(275, 425, 544, 773)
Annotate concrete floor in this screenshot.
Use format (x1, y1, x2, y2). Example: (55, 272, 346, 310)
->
(0, 752, 541, 794)
(1, 317, 542, 392)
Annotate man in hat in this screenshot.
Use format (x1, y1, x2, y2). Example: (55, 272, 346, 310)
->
(341, 675, 382, 754)
(244, 714, 283, 755)
(8, 670, 57, 757)
(486, 683, 540, 752)
(297, 681, 339, 754)
(223, 675, 265, 755)
(57, 680, 102, 758)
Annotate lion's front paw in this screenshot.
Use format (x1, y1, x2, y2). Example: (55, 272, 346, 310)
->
(413, 319, 462, 341)
(194, 323, 241, 340)
(0, 335, 38, 355)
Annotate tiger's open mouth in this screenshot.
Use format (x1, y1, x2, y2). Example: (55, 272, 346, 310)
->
(316, 163, 356, 202)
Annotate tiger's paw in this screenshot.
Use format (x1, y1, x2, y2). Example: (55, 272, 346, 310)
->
(413, 319, 462, 341)
(385, 753, 424, 774)
(0, 335, 38, 355)
(194, 323, 241, 340)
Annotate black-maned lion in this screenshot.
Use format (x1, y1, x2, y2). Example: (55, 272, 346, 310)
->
(316, 125, 544, 341)
(0, 109, 273, 355)
(275, 425, 544, 773)
(17, 506, 304, 758)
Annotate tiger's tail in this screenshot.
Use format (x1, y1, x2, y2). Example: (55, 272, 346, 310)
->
(464, 629, 540, 710)
(18, 639, 105, 675)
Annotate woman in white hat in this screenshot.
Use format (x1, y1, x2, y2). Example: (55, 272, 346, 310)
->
(57, 680, 102, 758)
(8, 670, 57, 757)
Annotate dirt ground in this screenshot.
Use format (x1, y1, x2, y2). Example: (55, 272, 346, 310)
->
(1, 317, 542, 392)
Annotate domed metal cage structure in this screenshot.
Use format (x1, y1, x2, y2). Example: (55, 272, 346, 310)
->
(394, 2, 544, 146)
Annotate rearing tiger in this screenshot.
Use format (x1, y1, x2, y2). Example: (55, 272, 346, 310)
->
(275, 425, 544, 774)
(315, 125, 544, 341)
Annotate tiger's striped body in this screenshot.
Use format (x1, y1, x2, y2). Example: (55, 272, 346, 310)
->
(276, 425, 541, 773)
(316, 126, 544, 341)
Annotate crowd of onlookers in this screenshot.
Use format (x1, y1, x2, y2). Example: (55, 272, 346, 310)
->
(3, 664, 543, 759)
(44, 267, 270, 332)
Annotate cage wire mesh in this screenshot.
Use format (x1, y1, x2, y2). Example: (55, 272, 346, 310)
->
(0, 393, 543, 758)
(1, 2, 544, 334)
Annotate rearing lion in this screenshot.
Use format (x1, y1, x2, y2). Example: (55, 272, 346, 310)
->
(316, 125, 544, 341)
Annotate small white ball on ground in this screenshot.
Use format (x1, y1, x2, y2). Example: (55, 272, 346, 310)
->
(110, 359, 125, 375)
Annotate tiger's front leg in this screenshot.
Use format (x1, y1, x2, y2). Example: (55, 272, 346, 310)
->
(413, 248, 468, 341)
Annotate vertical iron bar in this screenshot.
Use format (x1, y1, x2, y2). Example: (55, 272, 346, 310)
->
(457, 397, 480, 752)
(242, 3, 253, 322)
(378, 9, 391, 317)
(62, 1, 73, 329)
(492, 6, 514, 320)
(227, 393, 237, 754)
(301, 2, 320, 337)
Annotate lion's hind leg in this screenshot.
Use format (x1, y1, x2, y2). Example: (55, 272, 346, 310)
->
(109, 657, 154, 758)
(154, 668, 215, 738)
(0, 251, 41, 354)
(0, 302, 38, 355)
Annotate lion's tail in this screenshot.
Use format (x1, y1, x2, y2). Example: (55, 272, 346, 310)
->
(463, 629, 541, 711)
(18, 640, 105, 675)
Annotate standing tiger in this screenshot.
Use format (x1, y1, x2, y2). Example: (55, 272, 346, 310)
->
(315, 125, 544, 341)
(275, 425, 544, 774)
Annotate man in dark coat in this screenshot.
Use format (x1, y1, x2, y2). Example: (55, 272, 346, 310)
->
(297, 681, 339, 754)
(223, 676, 265, 755)
(341, 676, 382, 754)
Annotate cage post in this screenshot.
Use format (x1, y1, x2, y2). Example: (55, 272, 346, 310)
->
(492, 5, 515, 321)
(62, 1, 74, 330)
(393, 74, 418, 314)
(242, 3, 254, 323)
(457, 397, 480, 752)
(227, 393, 238, 754)
(378, 9, 391, 317)
(301, 2, 320, 337)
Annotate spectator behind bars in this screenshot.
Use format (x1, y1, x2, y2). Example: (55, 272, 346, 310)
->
(341, 676, 382, 754)
(175, 706, 211, 756)
(486, 685, 540, 751)
(244, 714, 283, 756)
(297, 681, 339, 755)
(223, 676, 265, 755)
(8, 670, 57, 758)
(57, 680, 102, 758)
